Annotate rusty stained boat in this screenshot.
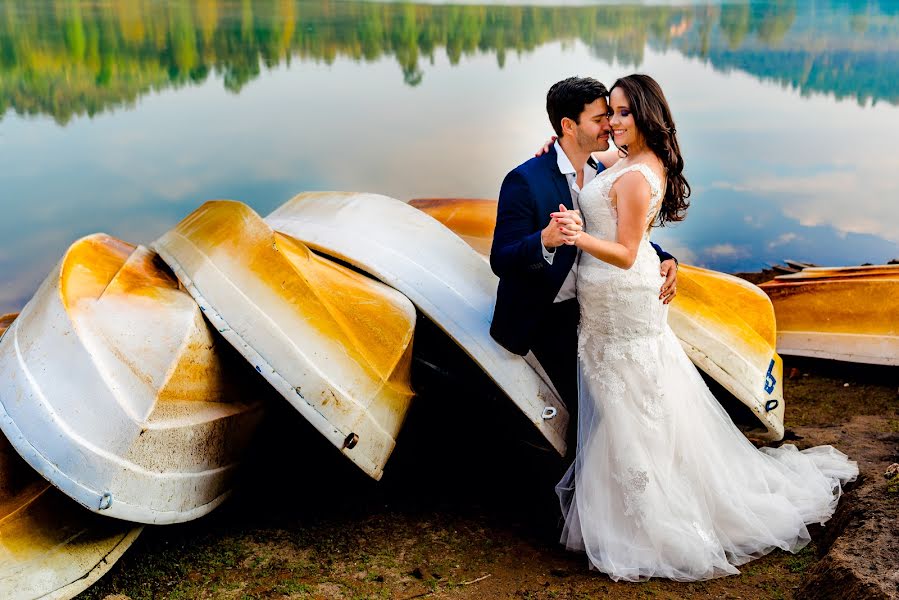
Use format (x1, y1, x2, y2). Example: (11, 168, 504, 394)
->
(0, 315, 15, 336)
(266, 192, 569, 455)
(0, 235, 265, 524)
(0, 417, 141, 600)
(411, 198, 785, 441)
(759, 264, 899, 366)
(153, 201, 416, 480)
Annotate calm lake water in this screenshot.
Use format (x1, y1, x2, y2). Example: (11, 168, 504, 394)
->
(2, 0, 898, 314)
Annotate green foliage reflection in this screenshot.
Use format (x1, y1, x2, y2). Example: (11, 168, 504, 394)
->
(0, 0, 897, 124)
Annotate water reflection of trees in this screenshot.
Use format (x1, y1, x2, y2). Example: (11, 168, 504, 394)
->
(1, 0, 897, 124)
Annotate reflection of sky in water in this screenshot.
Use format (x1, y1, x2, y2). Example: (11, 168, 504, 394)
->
(2, 4, 899, 314)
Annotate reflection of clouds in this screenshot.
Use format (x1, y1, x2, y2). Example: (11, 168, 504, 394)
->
(665, 45, 899, 253)
(735, 167, 899, 244)
(2, 40, 899, 294)
(743, 214, 763, 228)
(657, 242, 697, 265)
(703, 243, 750, 259)
(767, 232, 798, 249)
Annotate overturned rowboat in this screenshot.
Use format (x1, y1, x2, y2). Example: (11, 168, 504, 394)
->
(153, 201, 417, 480)
(670, 265, 784, 440)
(411, 197, 785, 441)
(759, 264, 899, 366)
(0, 235, 265, 524)
(266, 192, 569, 455)
(0, 420, 141, 600)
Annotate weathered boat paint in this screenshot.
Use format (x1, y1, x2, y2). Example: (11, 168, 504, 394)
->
(670, 265, 784, 440)
(410, 197, 785, 441)
(153, 201, 416, 480)
(0, 429, 141, 600)
(760, 264, 899, 366)
(0, 235, 265, 524)
(266, 192, 569, 455)
(407, 198, 497, 257)
(0, 314, 16, 337)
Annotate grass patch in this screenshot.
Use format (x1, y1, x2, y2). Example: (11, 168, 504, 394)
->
(785, 544, 816, 573)
(887, 474, 899, 494)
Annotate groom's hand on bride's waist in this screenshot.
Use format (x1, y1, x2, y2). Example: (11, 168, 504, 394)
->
(659, 259, 678, 304)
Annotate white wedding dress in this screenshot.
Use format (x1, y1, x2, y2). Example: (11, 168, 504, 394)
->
(556, 162, 858, 582)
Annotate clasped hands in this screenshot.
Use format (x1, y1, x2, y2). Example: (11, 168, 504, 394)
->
(542, 204, 583, 248)
(541, 205, 679, 304)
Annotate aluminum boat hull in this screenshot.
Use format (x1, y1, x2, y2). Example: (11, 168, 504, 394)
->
(0, 235, 264, 524)
(153, 201, 417, 480)
(267, 193, 569, 455)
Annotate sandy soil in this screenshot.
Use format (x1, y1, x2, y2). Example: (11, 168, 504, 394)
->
(76, 335, 898, 600)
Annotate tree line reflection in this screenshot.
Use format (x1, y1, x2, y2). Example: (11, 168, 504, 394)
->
(1, 0, 897, 124)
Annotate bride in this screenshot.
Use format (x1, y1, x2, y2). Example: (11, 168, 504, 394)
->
(551, 74, 858, 582)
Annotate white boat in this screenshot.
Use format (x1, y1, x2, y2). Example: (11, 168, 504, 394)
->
(152, 201, 417, 480)
(266, 192, 569, 455)
(0, 234, 265, 524)
(411, 198, 784, 441)
(0, 424, 141, 600)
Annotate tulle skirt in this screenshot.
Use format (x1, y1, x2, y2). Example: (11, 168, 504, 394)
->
(556, 326, 858, 582)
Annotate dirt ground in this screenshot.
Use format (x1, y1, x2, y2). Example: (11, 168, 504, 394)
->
(79, 337, 898, 599)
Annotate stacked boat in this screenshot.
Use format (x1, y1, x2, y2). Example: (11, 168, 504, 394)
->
(759, 264, 899, 366)
(0, 191, 806, 597)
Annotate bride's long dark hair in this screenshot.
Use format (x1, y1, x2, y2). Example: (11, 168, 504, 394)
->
(609, 74, 690, 226)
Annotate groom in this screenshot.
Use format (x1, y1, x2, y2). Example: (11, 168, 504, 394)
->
(489, 76, 678, 452)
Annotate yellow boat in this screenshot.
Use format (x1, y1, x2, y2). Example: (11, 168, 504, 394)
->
(759, 264, 899, 365)
(0, 235, 265, 524)
(407, 198, 497, 256)
(153, 201, 417, 480)
(410, 198, 785, 441)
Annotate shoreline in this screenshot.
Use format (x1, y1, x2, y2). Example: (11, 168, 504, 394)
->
(76, 357, 898, 600)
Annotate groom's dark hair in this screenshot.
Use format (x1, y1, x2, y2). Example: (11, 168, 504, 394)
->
(546, 77, 609, 138)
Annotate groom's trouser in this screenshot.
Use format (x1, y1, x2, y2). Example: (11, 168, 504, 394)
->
(530, 298, 579, 455)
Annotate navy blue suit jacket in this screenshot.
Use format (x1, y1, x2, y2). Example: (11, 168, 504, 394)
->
(489, 146, 674, 355)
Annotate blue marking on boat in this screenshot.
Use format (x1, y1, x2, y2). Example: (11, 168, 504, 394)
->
(764, 359, 777, 394)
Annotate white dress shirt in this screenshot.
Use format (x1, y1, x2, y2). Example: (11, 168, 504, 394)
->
(543, 141, 598, 303)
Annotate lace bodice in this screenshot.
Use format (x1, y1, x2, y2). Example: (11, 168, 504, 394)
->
(575, 160, 669, 388)
(579, 161, 664, 245)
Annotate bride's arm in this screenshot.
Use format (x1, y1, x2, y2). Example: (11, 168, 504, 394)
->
(592, 148, 621, 169)
(563, 172, 651, 270)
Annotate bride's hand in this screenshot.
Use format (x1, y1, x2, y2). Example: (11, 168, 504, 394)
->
(535, 136, 558, 157)
(551, 204, 582, 244)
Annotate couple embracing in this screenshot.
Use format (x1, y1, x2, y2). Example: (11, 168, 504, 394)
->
(489, 74, 858, 582)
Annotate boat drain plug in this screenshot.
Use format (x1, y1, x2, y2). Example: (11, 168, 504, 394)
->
(98, 492, 113, 510)
(343, 432, 359, 449)
(542, 406, 558, 420)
